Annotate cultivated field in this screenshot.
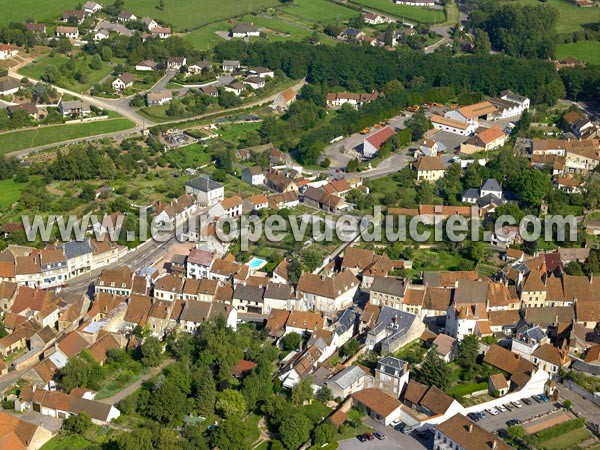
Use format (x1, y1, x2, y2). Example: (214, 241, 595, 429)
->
(511, 0, 600, 33)
(0, 0, 73, 25)
(0, 119, 135, 154)
(124, 0, 281, 31)
(556, 41, 600, 65)
(349, 0, 446, 23)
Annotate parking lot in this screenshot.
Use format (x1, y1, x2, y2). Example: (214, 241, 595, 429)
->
(339, 417, 430, 450)
(473, 398, 559, 432)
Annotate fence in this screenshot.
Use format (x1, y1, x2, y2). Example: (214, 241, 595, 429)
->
(562, 379, 600, 407)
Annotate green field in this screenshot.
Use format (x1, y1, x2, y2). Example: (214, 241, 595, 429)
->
(557, 41, 600, 65)
(512, 0, 600, 33)
(19, 54, 118, 93)
(124, 0, 280, 31)
(0, 0, 73, 24)
(0, 179, 25, 209)
(349, 0, 446, 23)
(0, 119, 136, 154)
(279, 0, 359, 23)
(539, 427, 592, 449)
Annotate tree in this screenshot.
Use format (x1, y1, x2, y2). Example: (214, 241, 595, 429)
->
(313, 422, 336, 446)
(64, 412, 92, 433)
(210, 418, 247, 450)
(89, 54, 103, 70)
(79, 184, 96, 201)
(564, 260, 584, 276)
(279, 413, 312, 450)
(193, 365, 216, 416)
(473, 28, 491, 54)
(340, 338, 360, 357)
(300, 247, 323, 272)
(101, 46, 112, 62)
(282, 332, 302, 351)
(584, 250, 600, 275)
(506, 424, 526, 443)
(145, 381, 187, 425)
(291, 376, 314, 406)
(216, 389, 247, 419)
(140, 336, 163, 367)
(563, 399, 572, 410)
(115, 429, 153, 450)
(405, 111, 432, 140)
(316, 386, 332, 402)
(457, 335, 479, 374)
(346, 158, 360, 173)
(511, 169, 551, 206)
(416, 350, 452, 391)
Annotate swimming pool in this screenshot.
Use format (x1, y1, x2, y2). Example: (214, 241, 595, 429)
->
(247, 257, 267, 271)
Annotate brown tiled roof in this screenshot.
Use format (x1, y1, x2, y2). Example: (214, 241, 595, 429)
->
(404, 287, 426, 306)
(342, 247, 374, 271)
(328, 409, 348, 427)
(273, 258, 290, 280)
(124, 294, 152, 325)
(522, 269, 545, 292)
(0, 281, 17, 300)
(0, 410, 38, 450)
(154, 274, 184, 293)
(170, 300, 185, 321)
(489, 373, 509, 390)
(432, 333, 455, 356)
(297, 271, 358, 299)
(419, 385, 455, 416)
(96, 266, 133, 290)
(3, 313, 27, 330)
(220, 195, 243, 211)
(352, 388, 401, 417)
(88, 292, 126, 319)
(57, 331, 89, 358)
(423, 287, 452, 311)
(457, 101, 497, 119)
(11, 287, 54, 314)
(287, 311, 324, 330)
(148, 299, 173, 320)
(403, 380, 428, 405)
(532, 343, 570, 367)
(15, 254, 41, 275)
(414, 156, 445, 172)
(215, 284, 233, 302)
(431, 115, 471, 130)
(483, 344, 535, 376)
(476, 126, 505, 145)
(488, 310, 521, 327)
(584, 344, 600, 363)
(437, 414, 511, 450)
(360, 303, 380, 328)
(231, 359, 257, 377)
(211, 257, 249, 281)
(266, 309, 290, 336)
(87, 333, 120, 364)
(32, 358, 58, 383)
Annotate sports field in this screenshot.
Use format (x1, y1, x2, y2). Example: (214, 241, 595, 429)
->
(511, 0, 600, 33)
(349, 0, 446, 23)
(556, 41, 600, 65)
(124, 0, 280, 31)
(0, 0, 73, 24)
(0, 119, 135, 155)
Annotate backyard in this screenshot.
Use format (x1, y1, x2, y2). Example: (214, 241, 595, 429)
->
(349, 0, 446, 23)
(0, 118, 136, 154)
(556, 41, 600, 65)
(0, 179, 26, 209)
(511, 0, 600, 33)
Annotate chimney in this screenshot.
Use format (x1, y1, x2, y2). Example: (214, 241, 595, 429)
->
(467, 423, 473, 432)
(491, 440, 498, 449)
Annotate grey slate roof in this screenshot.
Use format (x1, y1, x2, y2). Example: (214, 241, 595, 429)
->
(233, 284, 265, 303)
(377, 356, 407, 377)
(334, 309, 356, 337)
(370, 306, 416, 339)
(326, 365, 366, 390)
(481, 178, 502, 193)
(185, 175, 223, 192)
(64, 240, 93, 259)
(370, 277, 405, 296)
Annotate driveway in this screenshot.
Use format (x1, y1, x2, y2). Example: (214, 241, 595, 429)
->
(557, 384, 600, 424)
(343, 417, 431, 450)
(475, 400, 558, 432)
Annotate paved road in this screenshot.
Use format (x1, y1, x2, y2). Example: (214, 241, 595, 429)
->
(475, 399, 558, 432)
(557, 384, 600, 423)
(356, 417, 430, 450)
(99, 358, 174, 405)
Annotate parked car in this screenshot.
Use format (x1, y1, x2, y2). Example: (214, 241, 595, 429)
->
(496, 405, 507, 412)
(374, 432, 386, 440)
(522, 398, 532, 405)
(540, 395, 550, 402)
(506, 419, 522, 426)
(486, 407, 499, 416)
(532, 395, 542, 403)
(467, 412, 480, 422)
(365, 433, 375, 441)
(390, 419, 401, 427)
(512, 400, 523, 408)
(394, 422, 406, 432)
(503, 403, 513, 411)
(357, 434, 367, 442)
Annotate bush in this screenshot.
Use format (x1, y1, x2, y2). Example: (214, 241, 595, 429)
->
(64, 412, 92, 434)
(533, 418, 585, 443)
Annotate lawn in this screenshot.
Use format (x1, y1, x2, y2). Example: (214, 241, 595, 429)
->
(169, 143, 213, 169)
(511, 0, 600, 33)
(446, 382, 488, 398)
(301, 400, 333, 424)
(556, 41, 600, 65)
(40, 434, 93, 450)
(125, 0, 281, 31)
(279, 0, 359, 23)
(539, 427, 592, 450)
(0, 0, 73, 24)
(19, 54, 118, 93)
(0, 179, 25, 209)
(0, 119, 136, 154)
(349, 0, 445, 23)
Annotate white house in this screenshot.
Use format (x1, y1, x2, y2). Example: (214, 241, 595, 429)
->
(117, 11, 137, 22)
(112, 73, 135, 91)
(363, 126, 396, 158)
(179, 301, 237, 332)
(167, 56, 186, 70)
(141, 16, 158, 30)
(94, 30, 109, 41)
(445, 101, 497, 126)
(394, 0, 436, 5)
(151, 27, 172, 39)
(250, 67, 274, 78)
(135, 60, 158, 71)
(431, 115, 476, 136)
(231, 22, 260, 38)
(210, 195, 244, 218)
(55, 26, 79, 39)
(364, 12, 390, 25)
(83, 1, 103, 14)
(241, 166, 265, 185)
(222, 60, 241, 72)
(243, 76, 265, 90)
(146, 91, 172, 106)
(414, 156, 445, 182)
(186, 248, 215, 279)
(185, 175, 225, 206)
(296, 271, 359, 315)
(0, 44, 18, 60)
(224, 81, 244, 96)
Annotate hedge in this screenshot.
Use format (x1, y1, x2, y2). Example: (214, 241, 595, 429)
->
(534, 418, 585, 443)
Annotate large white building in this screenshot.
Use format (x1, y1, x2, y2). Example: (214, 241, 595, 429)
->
(185, 176, 224, 206)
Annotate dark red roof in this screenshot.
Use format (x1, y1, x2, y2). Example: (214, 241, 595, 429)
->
(366, 127, 395, 150)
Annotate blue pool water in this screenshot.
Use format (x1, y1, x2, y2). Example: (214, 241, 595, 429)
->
(247, 257, 267, 270)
